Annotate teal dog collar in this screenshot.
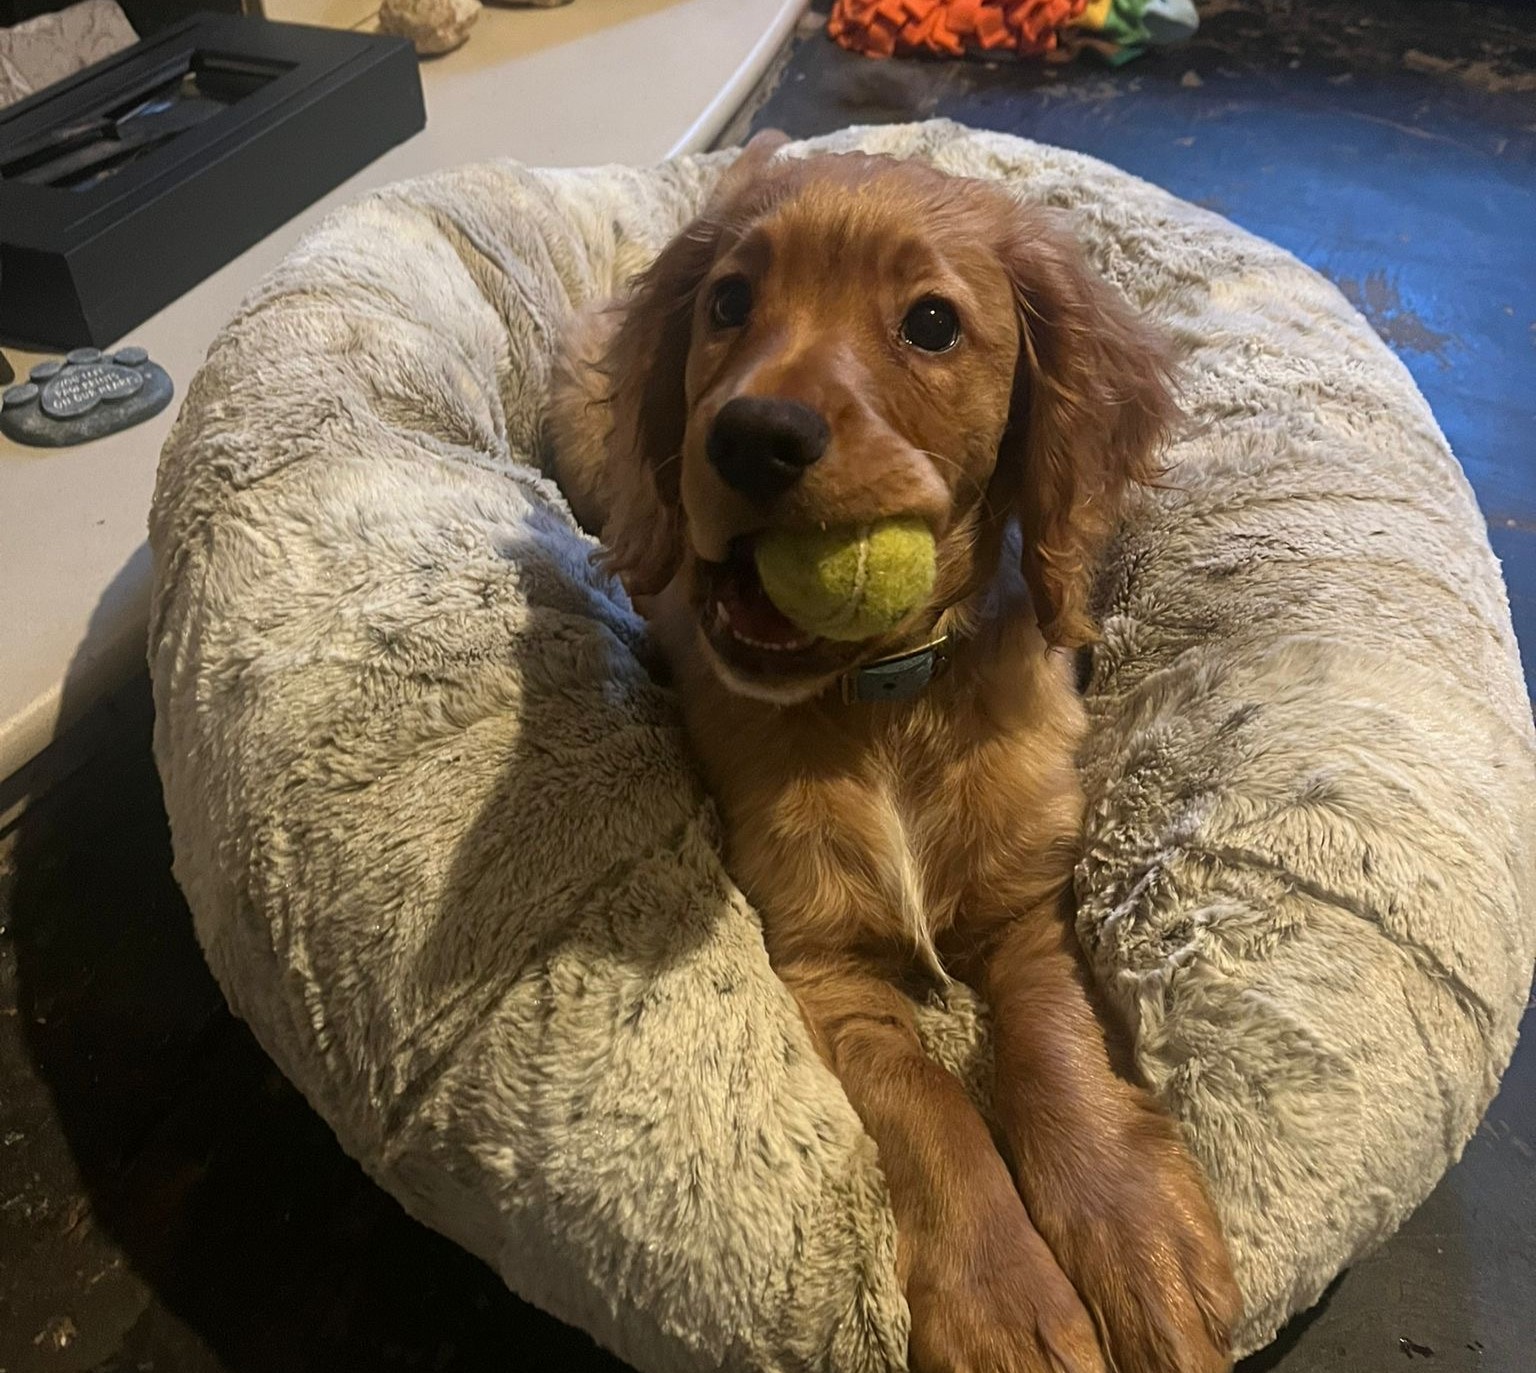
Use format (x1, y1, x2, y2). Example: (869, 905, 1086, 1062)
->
(838, 635, 953, 704)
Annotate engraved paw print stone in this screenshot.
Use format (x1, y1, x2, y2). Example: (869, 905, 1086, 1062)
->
(1, 347, 174, 447)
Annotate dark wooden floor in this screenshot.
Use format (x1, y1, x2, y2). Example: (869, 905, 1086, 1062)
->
(3, 3, 1535, 1371)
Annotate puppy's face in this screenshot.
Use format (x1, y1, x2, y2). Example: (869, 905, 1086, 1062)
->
(676, 171, 1021, 696)
(600, 146, 1174, 702)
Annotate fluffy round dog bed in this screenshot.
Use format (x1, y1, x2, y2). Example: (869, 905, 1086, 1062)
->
(148, 121, 1536, 1370)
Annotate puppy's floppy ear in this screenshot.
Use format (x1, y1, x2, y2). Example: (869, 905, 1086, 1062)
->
(996, 209, 1177, 648)
(599, 129, 789, 595)
(599, 225, 715, 595)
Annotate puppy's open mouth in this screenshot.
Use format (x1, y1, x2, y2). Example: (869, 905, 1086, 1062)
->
(708, 538, 812, 651)
(700, 539, 853, 679)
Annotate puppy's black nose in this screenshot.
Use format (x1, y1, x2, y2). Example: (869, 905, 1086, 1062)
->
(706, 397, 829, 501)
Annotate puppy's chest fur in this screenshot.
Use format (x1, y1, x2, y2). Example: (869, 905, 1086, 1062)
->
(682, 632, 1088, 975)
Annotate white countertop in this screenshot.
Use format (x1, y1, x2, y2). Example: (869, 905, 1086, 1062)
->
(0, 0, 805, 785)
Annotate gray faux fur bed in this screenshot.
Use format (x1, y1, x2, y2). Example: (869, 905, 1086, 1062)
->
(147, 122, 1536, 1371)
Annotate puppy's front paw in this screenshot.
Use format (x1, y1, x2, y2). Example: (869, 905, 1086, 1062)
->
(1045, 1144, 1241, 1373)
(906, 1207, 1106, 1373)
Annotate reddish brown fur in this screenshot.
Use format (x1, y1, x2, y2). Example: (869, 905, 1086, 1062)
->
(547, 136, 1240, 1373)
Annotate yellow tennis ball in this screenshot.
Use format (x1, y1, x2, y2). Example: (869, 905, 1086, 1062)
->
(754, 517, 937, 642)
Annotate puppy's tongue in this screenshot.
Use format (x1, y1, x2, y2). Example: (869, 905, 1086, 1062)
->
(716, 546, 813, 650)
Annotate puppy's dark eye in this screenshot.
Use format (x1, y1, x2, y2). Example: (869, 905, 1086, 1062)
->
(900, 297, 961, 353)
(709, 276, 753, 329)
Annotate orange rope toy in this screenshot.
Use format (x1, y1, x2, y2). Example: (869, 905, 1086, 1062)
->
(828, 0, 1092, 59)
